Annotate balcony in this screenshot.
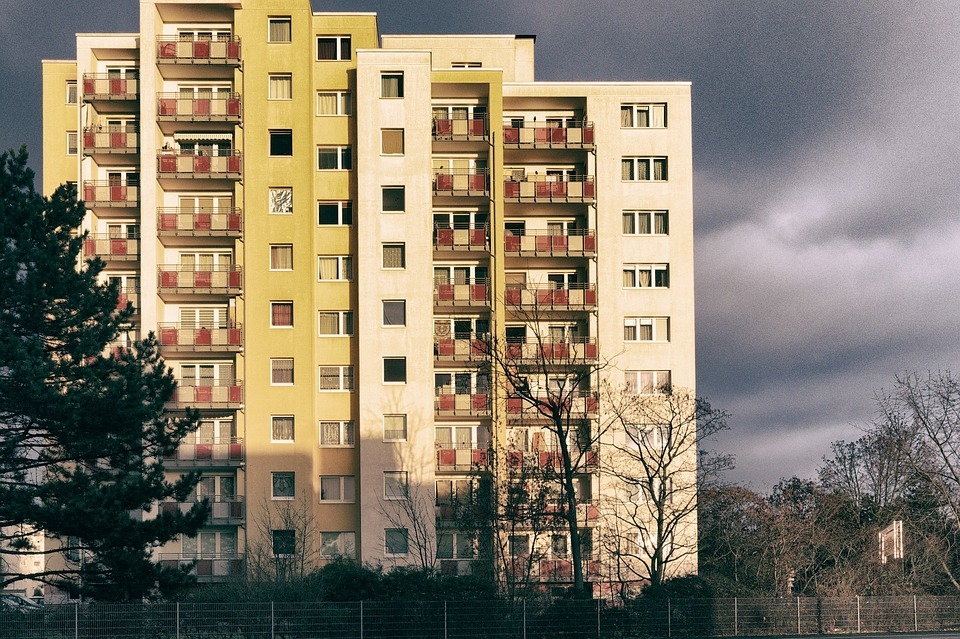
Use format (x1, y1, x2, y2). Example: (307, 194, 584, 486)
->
(434, 278, 490, 308)
(163, 436, 244, 466)
(157, 151, 242, 180)
(506, 392, 598, 423)
(433, 170, 489, 197)
(433, 224, 488, 252)
(505, 447, 598, 473)
(158, 207, 242, 238)
(433, 115, 489, 141)
(83, 234, 139, 262)
(82, 181, 139, 208)
(156, 36, 241, 65)
(434, 335, 489, 362)
(158, 323, 243, 353)
(82, 127, 138, 156)
(160, 496, 244, 525)
(439, 559, 486, 577)
(158, 265, 242, 297)
(504, 230, 596, 257)
(504, 337, 598, 363)
(502, 121, 595, 149)
(82, 74, 138, 102)
(157, 93, 241, 122)
(435, 443, 492, 472)
(505, 283, 597, 311)
(435, 391, 491, 418)
(537, 558, 602, 583)
(116, 288, 139, 314)
(168, 383, 243, 410)
(158, 553, 244, 582)
(503, 176, 595, 203)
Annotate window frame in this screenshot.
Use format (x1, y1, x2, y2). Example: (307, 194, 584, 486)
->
(269, 129, 294, 156)
(317, 310, 355, 336)
(621, 103, 667, 128)
(384, 471, 409, 500)
(384, 527, 409, 556)
(271, 471, 295, 500)
(382, 300, 406, 327)
(268, 17, 292, 43)
(317, 255, 353, 281)
(622, 263, 670, 289)
(316, 35, 351, 61)
(316, 90, 352, 116)
(382, 243, 406, 270)
(320, 531, 357, 558)
(269, 244, 294, 271)
(66, 80, 78, 105)
(318, 201, 353, 226)
(270, 301, 294, 327)
(66, 132, 78, 156)
(268, 74, 293, 100)
(622, 210, 669, 235)
(269, 187, 293, 214)
(319, 475, 356, 503)
(625, 370, 672, 395)
(270, 358, 294, 386)
(621, 156, 668, 181)
(271, 415, 295, 443)
(319, 420, 355, 448)
(317, 145, 352, 170)
(383, 357, 407, 384)
(381, 186, 405, 213)
(383, 414, 408, 442)
(381, 128, 405, 155)
(624, 317, 670, 342)
(380, 72, 404, 98)
(272, 529, 296, 557)
(318, 365, 354, 392)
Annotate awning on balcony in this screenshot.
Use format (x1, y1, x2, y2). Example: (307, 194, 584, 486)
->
(173, 133, 233, 141)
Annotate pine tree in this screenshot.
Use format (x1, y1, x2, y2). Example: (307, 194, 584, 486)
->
(0, 147, 208, 600)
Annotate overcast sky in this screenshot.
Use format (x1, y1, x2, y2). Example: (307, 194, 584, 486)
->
(2, 0, 958, 490)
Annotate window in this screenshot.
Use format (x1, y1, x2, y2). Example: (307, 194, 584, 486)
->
(437, 532, 476, 559)
(382, 243, 405, 269)
(272, 472, 295, 500)
(382, 300, 406, 326)
(385, 528, 409, 555)
(317, 256, 353, 281)
(624, 317, 670, 342)
(270, 301, 294, 327)
(272, 530, 296, 557)
(383, 414, 407, 442)
(270, 245, 293, 271)
(623, 264, 670, 288)
(625, 370, 672, 394)
(451, 62, 482, 68)
(384, 471, 409, 500)
(319, 475, 356, 502)
(317, 36, 351, 60)
(269, 187, 293, 214)
(381, 73, 403, 98)
(318, 201, 353, 225)
(320, 421, 355, 447)
(320, 531, 356, 558)
(318, 366, 354, 391)
(66, 132, 78, 156)
(381, 129, 404, 155)
(383, 357, 407, 384)
(318, 311, 354, 336)
(623, 210, 669, 235)
(317, 146, 352, 170)
(270, 130, 293, 156)
(268, 17, 292, 43)
(622, 157, 668, 181)
(271, 358, 294, 385)
(317, 91, 352, 115)
(268, 74, 292, 100)
(552, 534, 569, 557)
(621, 103, 667, 128)
(271, 416, 294, 442)
(509, 534, 530, 557)
(66, 80, 78, 104)
(381, 187, 405, 212)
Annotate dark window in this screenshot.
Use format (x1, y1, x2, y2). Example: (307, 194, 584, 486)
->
(383, 357, 407, 383)
(270, 130, 293, 156)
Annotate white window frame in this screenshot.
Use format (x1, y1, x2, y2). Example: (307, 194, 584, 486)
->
(268, 74, 293, 100)
(317, 145, 352, 170)
(437, 532, 478, 559)
(269, 129, 293, 157)
(382, 300, 406, 327)
(381, 186, 405, 213)
(316, 90, 352, 116)
(269, 244, 293, 271)
(270, 301, 294, 327)
(623, 264, 670, 288)
(622, 210, 669, 235)
(270, 358, 294, 386)
(381, 128, 404, 155)
(383, 414, 408, 442)
(621, 103, 667, 128)
(624, 317, 670, 342)
(382, 243, 406, 270)
(383, 357, 407, 384)
(380, 72, 404, 98)
(320, 531, 357, 558)
(271, 415, 295, 443)
(318, 365, 354, 392)
(66, 80, 78, 105)
(319, 475, 356, 503)
(271, 471, 295, 500)
(316, 35, 351, 61)
(317, 256, 353, 281)
(272, 529, 296, 558)
(319, 420, 355, 448)
(318, 201, 353, 226)
(317, 310, 354, 336)
(625, 370, 672, 395)
(622, 156, 668, 181)
(384, 528, 409, 556)
(384, 471, 409, 500)
(268, 17, 292, 43)
(269, 187, 293, 214)
(66, 132, 78, 156)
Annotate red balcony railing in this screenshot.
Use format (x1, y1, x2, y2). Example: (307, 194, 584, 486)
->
(433, 223, 488, 251)
(156, 36, 241, 65)
(504, 230, 596, 257)
(157, 207, 242, 236)
(502, 121, 595, 149)
(435, 443, 492, 471)
(504, 337, 598, 363)
(82, 181, 139, 207)
(434, 278, 489, 307)
(506, 392, 598, 423)
(164, 436, 244, 464)
(158, 323, 243, 352)
(169, 382, 243, 410)
(505, 446, 598, 473)
(433, 115, 489, 141)
(503, 176, 595, 202)
(434, 391, 491, 417)
(157, 265, 242, 295)
(82, 74, 138, 101)
(159, 495, 244, 523)
(505, 283, 596, 311)
(157, 92, 241, 121)
(83, 234, 139, 262)
(434, 336, 489, 362)
(116, 287, 139, 313)
(82, 127, 138, 155)
(158, 554, 244, 582)
(433, 170, 489, 196)
(157, 151, 242, 179)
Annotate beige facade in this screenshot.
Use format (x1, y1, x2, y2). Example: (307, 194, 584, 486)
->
(41, 0, 695, 596)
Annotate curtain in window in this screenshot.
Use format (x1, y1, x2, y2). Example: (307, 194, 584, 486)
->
(269, 20, 291, 43)
(318, 312, 339, 334)
(383, 246, 404, 268)
(638, 212, 652, 234)
(653, 158, 667, 180)
(624, 324, 637, 341)
(317, 92, 337, 114)
(321, 421, 342, 445)
(623, 269, 636, 288)
(272, 359, 293, 384)
(638, 108, 650, 128)
(620, 106, 633, 127)
(318, 367, 339, 389)
(273, 416, 294, 440)
(317, 39, 336, 60)
(269, 77, 291, 100)
(318, 258, 338, 280)
(650, 104, 666, 127)
(638, 269, 651, 287)
(271, 247, 292, 270)
(638, 323, 653, 341)
(622, 213, 635, 234)
(381, 75, 401, 98)
(272, 303, 293, 326)
(621, 159, 634, 181)
(654, 212, 668, 234)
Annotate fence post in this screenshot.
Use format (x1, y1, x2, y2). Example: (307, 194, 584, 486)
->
(75, 602, 79, 639)
(597, 597, 601, 639)
(667, 598, 672, 638)
(360, 601, 364, 639)
(856, 596, 861, 634)
(523, 600, 527, 639)
(734, 597, 738, 636)
(797, 596, 801, 635)
(914, 595, 918, 632)
(176, 601, 180, 639)
(271, 601, 275, 639)
(445, 600, 448, 639)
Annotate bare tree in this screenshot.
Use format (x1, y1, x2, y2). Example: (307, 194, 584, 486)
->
(246, 494, 320, 583)
(378, 482, 439, 572)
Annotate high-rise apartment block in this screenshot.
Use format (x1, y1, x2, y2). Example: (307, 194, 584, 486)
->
(42, 0, 694, 597)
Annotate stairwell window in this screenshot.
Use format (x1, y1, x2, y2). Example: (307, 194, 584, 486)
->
(624, 317, 670, 342)
(317, 256, 353, 281)
(320, 475, 356, 502)
(320, 421, 355, 447)
(623, 264, 669, 288)
(318, 201, 353, 225)
(317, 90, 352, 115)
(317, 36, 350, 61)
(623, 210, 669, 235)
(621, 103, 667, 128)
(622, 157, 668, 181)
(268, 75, 292, 100)
(381, 72, 404, 98)
(317, 145, 352, 170)
(268, 17, 292, 43)
(318, 366, 354, 391)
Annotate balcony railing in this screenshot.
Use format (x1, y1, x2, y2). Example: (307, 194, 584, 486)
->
(82, 74, 138, 101)
(432, 115, 489, 141)
(537, 558, 602, 582)
(434, 335, 489, 362)
(504, 337, 598, 363)
(506, 392, 598, 422)
(158, 323, 243, 352)
(158, 265, 242, 296)
(157, 151, 242, 179)
(116, 288, 139, 313)
(434, 391, 491, 417)
(434, 278, 489, 307)
(82, 127, 138, 155)
(163, 436, 244, 465)
(505, 283, 597, 310)
(502, 121, 595, 149)
(433, 223, 488, 252)
(505, 447, 599, 472)
(83, 234, 139, 262)
(435, 442, 492, 471)
(433, 170, 489, 196)
(503, 176, 595, 203)
(158, 554, 244, 582)
(438, 559, 486, 577)
(82, 181, 139, 207)
(168, 383, 243, 410)
(156, 36, 241, 65)
(159, 496, 244, 524)
(158, 208, 242, 237)
(157, 92, 241, 122)
(504, 230, 596, 257)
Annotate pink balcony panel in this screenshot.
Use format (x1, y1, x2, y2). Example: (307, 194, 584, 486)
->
(473, 449, 489, 465)
(503, 127, 519, 144)
(436, 174, 453, 191)
(471, 284, 487, 302)
(472, 393, 488, 411)
(470, 229, 486, 246)
(503, 181, 520, 198)
(437, 339, 454, 356)
(436, 228, 454, 246)
(438, 449, 456, 465)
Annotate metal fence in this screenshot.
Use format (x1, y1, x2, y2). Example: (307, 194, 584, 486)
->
(4, 596, 960, 639)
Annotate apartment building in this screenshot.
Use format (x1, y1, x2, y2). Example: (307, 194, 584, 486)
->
(41, 0, 694, 598)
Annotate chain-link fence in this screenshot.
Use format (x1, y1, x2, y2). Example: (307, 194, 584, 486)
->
(4, 596, 960, 639)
